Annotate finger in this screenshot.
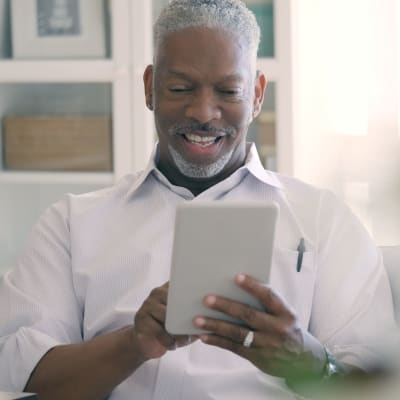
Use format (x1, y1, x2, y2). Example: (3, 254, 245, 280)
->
(173, 334, 199, 347)
(194, 317, 256, 346)
(199, 333, 251, 358)
(202, 295, 277, 331)
(137, 294, 167, 324)
(200, 333, 245, 354)
(194, 316, 285, 350)
(135, 316, 177, 350)
(148, 282, 169, 305)
(146, 301, 167, 324)
(235, 274, 294, 318)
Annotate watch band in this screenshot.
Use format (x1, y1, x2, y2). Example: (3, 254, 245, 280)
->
(322, 347, 343, 380)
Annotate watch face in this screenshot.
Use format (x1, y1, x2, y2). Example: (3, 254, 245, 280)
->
(327, 361, 338, 375)
(325, 349, 341, 377)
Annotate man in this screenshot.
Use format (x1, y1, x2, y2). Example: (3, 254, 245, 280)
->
(0, 1, 396, 399)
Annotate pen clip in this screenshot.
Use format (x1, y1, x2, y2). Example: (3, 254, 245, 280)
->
(296, 238, 305, 272)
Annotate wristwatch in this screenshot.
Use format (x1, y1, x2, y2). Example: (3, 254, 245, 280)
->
(322, 347, 343, 380)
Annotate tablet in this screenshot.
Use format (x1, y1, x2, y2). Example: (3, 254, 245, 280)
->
(165, 201, 279, 335)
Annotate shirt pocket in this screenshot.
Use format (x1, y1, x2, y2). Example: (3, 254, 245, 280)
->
(269, 247, 317, 330)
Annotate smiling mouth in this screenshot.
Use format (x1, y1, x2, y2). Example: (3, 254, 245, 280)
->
(181, 133, 224, 147)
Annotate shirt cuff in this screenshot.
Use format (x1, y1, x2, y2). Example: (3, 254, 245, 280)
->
(0, 326, 63, 391)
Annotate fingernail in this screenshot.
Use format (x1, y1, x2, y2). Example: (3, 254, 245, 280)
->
(236, 274, 245, 283)
(200, 334, 208, 342)
(205, 295, 216, 306)
(194, 317, 206, 327)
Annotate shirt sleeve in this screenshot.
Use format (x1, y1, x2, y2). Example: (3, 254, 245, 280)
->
(0, 198, 82, 391)
(309, 190, 397, 370)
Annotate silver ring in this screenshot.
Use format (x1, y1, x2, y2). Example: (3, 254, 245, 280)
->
(243, 330, 254, 348)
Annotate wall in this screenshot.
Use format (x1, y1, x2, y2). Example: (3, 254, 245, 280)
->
(292, 0, 400, 245)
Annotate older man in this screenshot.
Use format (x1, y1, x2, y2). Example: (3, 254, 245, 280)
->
(0, 1, 395, 399)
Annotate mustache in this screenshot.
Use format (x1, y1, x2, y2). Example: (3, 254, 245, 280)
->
(168, 122, 236, 137)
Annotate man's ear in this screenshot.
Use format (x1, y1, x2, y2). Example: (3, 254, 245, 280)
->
(252, 71, 267, 118)
(143, 65, 154, 111)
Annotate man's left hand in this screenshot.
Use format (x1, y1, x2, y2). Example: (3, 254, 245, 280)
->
(193, 274, 327, 382)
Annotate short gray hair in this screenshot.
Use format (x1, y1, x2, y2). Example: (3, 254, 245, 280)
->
(153, 0, 260, 62)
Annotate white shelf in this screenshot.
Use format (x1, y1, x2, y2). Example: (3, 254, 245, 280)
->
(0, 60, 117, 83)
(0, 171, 114, 184)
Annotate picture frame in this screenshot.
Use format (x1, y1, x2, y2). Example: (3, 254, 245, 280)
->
(0, 0, 11, 58)
(11, 0, 106, 59)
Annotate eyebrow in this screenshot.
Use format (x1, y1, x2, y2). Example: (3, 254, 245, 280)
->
(166, 69, 244, 82)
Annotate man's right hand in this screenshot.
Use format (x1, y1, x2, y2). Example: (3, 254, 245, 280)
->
(25, 282, 195, 400)
(132, 282, 196, 362)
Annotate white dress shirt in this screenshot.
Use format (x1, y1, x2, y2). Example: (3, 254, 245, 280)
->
(0, 144, 396, 399)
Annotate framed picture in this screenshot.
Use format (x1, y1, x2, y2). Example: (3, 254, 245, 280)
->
(11, 0, 106, 59)
(0, 0, 11, 58)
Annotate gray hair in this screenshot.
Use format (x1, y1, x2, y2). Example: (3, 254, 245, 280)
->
(153, 0, 260, 62)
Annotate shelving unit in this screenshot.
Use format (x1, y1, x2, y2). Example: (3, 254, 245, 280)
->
(0, 0, 292, 273)
(0, 171, 114, 185)
(0, 60, 115, 82)
(0, 0, 154, 273)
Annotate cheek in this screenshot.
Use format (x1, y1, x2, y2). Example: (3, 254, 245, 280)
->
(154, 100, 182, 126)
(154, 106, 177, 134)
(225, 104, 253, 131)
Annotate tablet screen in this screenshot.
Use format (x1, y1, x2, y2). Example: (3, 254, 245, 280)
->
(165, 201, 279, 334)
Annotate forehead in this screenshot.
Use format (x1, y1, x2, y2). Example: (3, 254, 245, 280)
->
(155, 27, 255, 81)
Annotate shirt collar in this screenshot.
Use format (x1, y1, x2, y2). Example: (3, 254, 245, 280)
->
(243, 143, 283, 189)
(125, 145, 159, 198)
(127, 142, 282, 198)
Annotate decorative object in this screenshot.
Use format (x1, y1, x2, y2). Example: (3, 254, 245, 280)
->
(11, 0, 106, 59)
(3, 116, 113, 171)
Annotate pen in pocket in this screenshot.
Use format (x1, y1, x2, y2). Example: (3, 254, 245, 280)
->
(296, 238, 305, 272)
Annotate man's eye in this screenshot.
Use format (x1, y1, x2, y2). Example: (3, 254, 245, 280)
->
(169, 87, 191, 93)
(220, 89, 241, 95)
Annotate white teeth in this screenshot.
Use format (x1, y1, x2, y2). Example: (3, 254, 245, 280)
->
(184, 133, 218, 147)
(185, 133, 216, 143)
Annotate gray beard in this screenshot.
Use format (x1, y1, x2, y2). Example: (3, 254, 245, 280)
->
(168, 144, 234, 179)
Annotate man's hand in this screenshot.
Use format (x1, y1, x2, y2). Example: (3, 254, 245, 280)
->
(133, 282, 196, 362)
(193, 274, 326, 382)
(25, 282, 195, 400)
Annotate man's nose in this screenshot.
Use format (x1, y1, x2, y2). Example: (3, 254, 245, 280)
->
(184, 89, 221, 123)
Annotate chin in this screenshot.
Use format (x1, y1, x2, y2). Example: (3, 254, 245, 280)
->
(169, 144, 234, 180)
